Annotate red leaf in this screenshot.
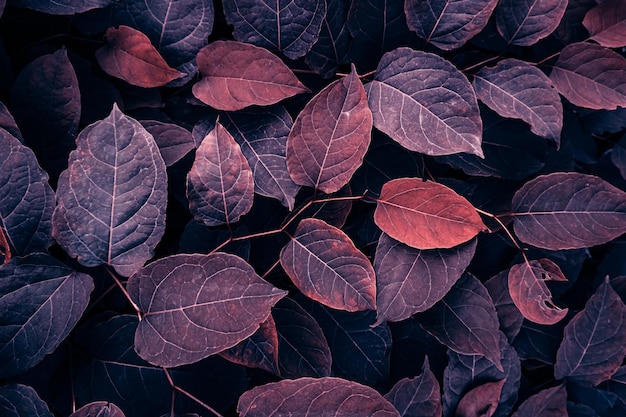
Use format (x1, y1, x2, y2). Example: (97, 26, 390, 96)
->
(455, 379, 506, 417)
(583, 0, 626, 48)
(95, 26, 184, 88)
(496, 0, 568, 46)
(286, 64, 372, 194)
(511, 385, 566, 417)
(192, 40, 309, 111)
(374, 178, 485, 250)
(384, 357, 442, 417)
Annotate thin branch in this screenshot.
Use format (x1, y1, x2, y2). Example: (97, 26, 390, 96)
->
(106, 267, 142, 320)
(474, 207, 523, 251)
(460, 54, 502, 73)
(262, 258, 281, 278)
(534, 51, 561, 66)
(163, 368, 224, 417)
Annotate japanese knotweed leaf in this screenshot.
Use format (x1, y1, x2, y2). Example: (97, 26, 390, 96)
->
(0, 384, 53, 417)
(496, 0, 568, 46)
(69, 402, 125, 417)
(510, 385, 566, 417)
(127, 253, 287, 367)
(220, 315, 280, 375)
(583, 0, 626, 48)
(140, 120, 195, 167)
(455, 379, 506, 417)
(384, 357, 442, 417)
(0, 253, 94, 378)
(52, 104, 167, 277)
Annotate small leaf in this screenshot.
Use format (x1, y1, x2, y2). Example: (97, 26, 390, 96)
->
(365, 47, 483, 157)
(0, 384, 53, 417)
(220, 315, 279, 375)
(287, 64, 372, 194)
(496, 0, 568, 46)
(237, 377, 401, 417)
(140, 120, 195, 167)
(512, 172, 626, 250)
(384, 357, 442, 417)
(511, 385, 567, 417)
(95, 25, 184, 88)
(583, 0, 626, 48)
(10, 0, 110, 14)
(280, 218, 376, 312)
(455, 379, 506, 417)
(69, 402, 125, 417)
(192, 41, 309, 111)
(127, 253, 287, 367)
(374, 178, 485, 250)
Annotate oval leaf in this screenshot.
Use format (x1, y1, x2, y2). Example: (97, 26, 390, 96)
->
(192, 41, 309, 111)
(455, 379, 506, 417)
(69, 402, 125, 417)
(0, 384, 53, 417)
(127, 253, 287, 367)
(583, 0, 626, 48)
(279, 218, 376, 312)
(512, 172, 626, 250)
(511, 385, 566, 417)
(186, 121, 254, 226)
(287, 64, 372, 194)
(95, 25, 184, 88)
(384, 357, 442, 417)
(52, 104, 167, 276)
(549, 42, 626, 110)
(365, 47, 483, 157)
(237, 377, 400, 417)
(496, 0, 568, 46)
(374, 178, 485, 250)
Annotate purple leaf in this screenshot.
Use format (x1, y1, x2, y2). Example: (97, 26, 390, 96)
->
(223, 0, 326, 60)
(10, 0, 111, 14)
(0, 384, 53, 417)
(286, 64, 372, 194)
(220, 315, 279, 375)
(485, 270, 524, 342)
(496, 0, 568, 46)
(237, 377, 401, 417)
(583, 0, 626, 48)
(549, 42, 626, 110)
(512, 320, 566, 363)
(554, 278, 626, 386)
(186, 121, 254, 226)
(512, 172, 626, 250)
(0, 102, 23, 143)
(511, 385, 567, 417)
(280, 218, 376, 312)
(599, 365, 626, 407)
(405, 0, 498, 50)
(69, 402, 125, 417)
(127, 253, 287, 367)
(554, 0, 598, 44)
(455, 379, 506, 417)
(139, 120, 194, 167)
(52, 104, 167, 277)
(374, 233, 476, 324)
(384, 357, 442, 417)
(365, 47, 483, 157)
(0, 254, 93, 378)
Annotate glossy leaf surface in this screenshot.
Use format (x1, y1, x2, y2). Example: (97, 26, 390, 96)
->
(0, 384, 53, 417)
(496, 0, 568, 45)
(583, 0, 626, 48)
(69, 402, 125, 417)
(384, 357, 442, 417)
(511, 385, 566, 417)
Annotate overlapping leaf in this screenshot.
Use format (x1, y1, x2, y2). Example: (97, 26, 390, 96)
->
(496, 0, 568, 46)
(304, 0, 350, 78)
(0, 384, 53, 417)
(0, 103, 23, 142)
(140, 120, 194, 167)
(455, 379, 505, 417)
(511, 385, 566, 417)
(384, 357, 442, 417)
(69, 402, 125, 417)
(365, 47, 483, 157)
(512, 172, 626, 250)
(485, 271, 524, 342)
(52, 104, 167, 277)
(583, 0, 626, 48)
(10, 0, 110, 15)
(220, 315, 279, 375)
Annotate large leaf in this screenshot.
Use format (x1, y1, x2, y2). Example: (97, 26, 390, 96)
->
(304, 0, 350, 78)
(405, 0, 498, 50)
(0, 384, 53, 417)
(384, 357, 442, 417)
(0, 254, 93, 378)
(280, 218, 376, 312)
(365, 47, 483, 157)
(192, 41, 309, 111)
(286, 65, 372, 193)
(223, 0, 326, 60)
(52, 104, 167, 277)
(238, 377, 400, 417)
(549, 42, 626, 110)
(374, 178, 485, 250)
(511, 385, 567, 417)
(374, 233, 476, 324)
(473, 58, 563, 144)
(496, 0, 568, 46)
(186, 121, 254, 226)
(10, 0, 110, 14)
(69, 402, 125, 417)
(511, 172, 626, 250)
(583, 0, 626, 48)
(554, 278, 626, 386)
(127, 253, 287, 367)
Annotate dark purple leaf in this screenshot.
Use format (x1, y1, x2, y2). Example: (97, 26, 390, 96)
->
(567, 380, 619, 415)
(298, 185, 353, 228)
(186, 121, 254, 226)
(384, 357, 442, 417)
(512, 319, 566, 363)
(511, 385, 567, 417)
(139, 120, 194, 167)
(567, 402, 599, 417)
(512, 172, 626, 250)
(220, 315, 279, 375)
(0, 384, 53, 417)
(485, 270, 524, 342)
(52, 104, 167, 277)
(0, 254, 93, 378)
(418, 273, 503, 371)
(127, 253, 287, 367)
(496, 0, 568, 46)
(304, 0, 350, 78)
(237, 377, 401, 417)
(455, 379, 505, 417)
(554, 0, 597, 44)
(179, 221, 251, 260)
(10, 0, 110, 14)
(583, 0, 626, 48)
(192, 113, 219, 148)
(405, 0, 498, 50)
(374, 233, 476, 324)
(280, 218, 376, 312)
(0, 102, 23, 142)
(223, 0, 326, 60)
(69, 402, 125, 417)
(554, 277, 626, 386)
(365, 47, 483, 157)
(286, 65, 372, 194)
(599, 365, 626, 407)
(374, 178, 485, 250)
(549, 42, 626, 110)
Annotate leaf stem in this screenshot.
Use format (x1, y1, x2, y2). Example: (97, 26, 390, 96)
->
(474, 208, 522, 251)
(106, 267, 142, 320)
(163, 368, 225, 417)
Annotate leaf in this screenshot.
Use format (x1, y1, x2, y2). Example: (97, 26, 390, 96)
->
(0, 384, 53, 417)
(554, 277, 626, 386)
(473, 58, 563, 144)
(140, 120, 194, 167)
(192, 41, 309, 111)
(511, 172, 626, 250)
(0, 102, 23, 142)
(126, 253, 287, 367)
(484, 270, 524, 342)
(374, 233, 476, 324)
(237, 377, 401, 417)
(384, 357, 442, 417)
(374, 178, 485, 250)
(69, 402, 126, 417)
(365, 47, 483, 157)
(512, 319, 566, 363)
(220, 315, 279, 375)
(280, 218, 376, 312)
(583, 0, 626, 48)
(10, 0, 111, 14)
(186, 121, 254, 226)
(0, 254, 94, 378)
(496, 0, 568, 46)
(405, 0, 498, 50)
(223, 0, 327, 59)
(511, 385, 567, 417)
(455, 379, 506, 417)
(549, 42, 626, 110)
(95, 26, 184, 88)
(52, 104, 167, 277)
